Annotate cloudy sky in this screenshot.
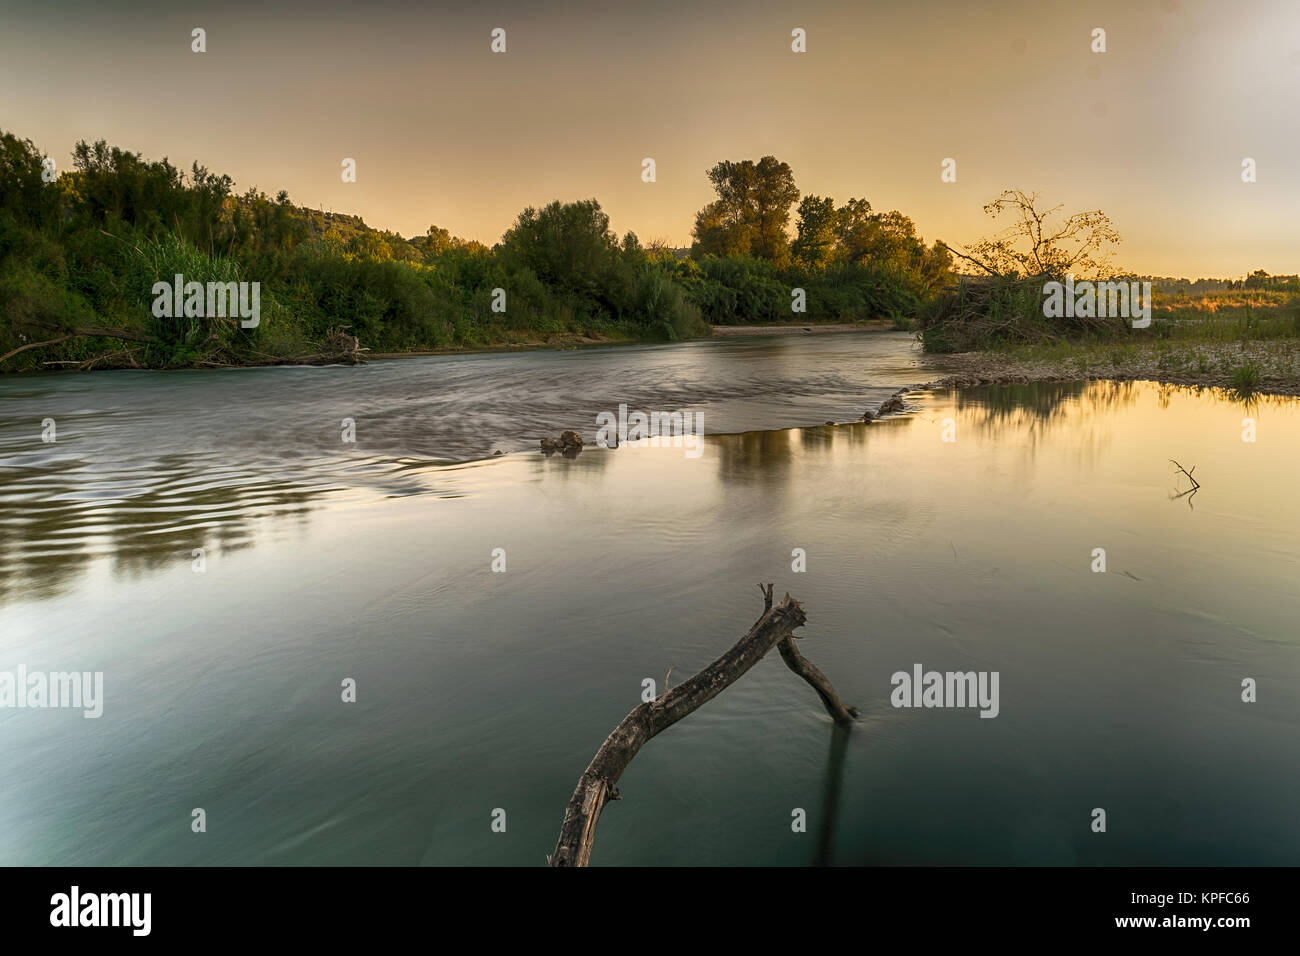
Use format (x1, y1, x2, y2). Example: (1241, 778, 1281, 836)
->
(2, 0, 1297, 276)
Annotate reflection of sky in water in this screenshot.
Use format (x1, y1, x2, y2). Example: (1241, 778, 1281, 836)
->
(1, 344, 1299, 866)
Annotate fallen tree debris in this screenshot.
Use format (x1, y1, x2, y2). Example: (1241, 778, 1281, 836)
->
(549, 583, 856, 867)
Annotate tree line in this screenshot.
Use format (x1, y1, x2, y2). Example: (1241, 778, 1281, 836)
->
(0, 130, 955, 370)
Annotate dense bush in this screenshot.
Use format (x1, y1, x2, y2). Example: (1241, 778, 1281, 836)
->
(919, 275, 1130, 353)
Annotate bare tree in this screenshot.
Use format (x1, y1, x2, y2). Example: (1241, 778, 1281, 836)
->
(938, 189, 1121, 280)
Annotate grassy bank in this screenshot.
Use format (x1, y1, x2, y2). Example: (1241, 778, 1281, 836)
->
(924, 286, 1300, 395)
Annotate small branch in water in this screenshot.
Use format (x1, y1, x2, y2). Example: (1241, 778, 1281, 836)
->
(1169, 459, 1200, 489)
(1169, 458, 1201, 508)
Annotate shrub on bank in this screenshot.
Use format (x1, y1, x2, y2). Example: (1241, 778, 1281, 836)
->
(920, 275, 1130, 353)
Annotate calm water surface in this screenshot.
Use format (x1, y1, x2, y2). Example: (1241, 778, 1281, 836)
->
(1, 332, 1297, 865)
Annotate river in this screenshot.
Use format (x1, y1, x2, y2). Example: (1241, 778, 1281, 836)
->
(1, 331, 1297, 864)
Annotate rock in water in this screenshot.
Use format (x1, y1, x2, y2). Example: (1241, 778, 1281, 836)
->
(878, 395, 906, 415)
(542, 430, 584, 456)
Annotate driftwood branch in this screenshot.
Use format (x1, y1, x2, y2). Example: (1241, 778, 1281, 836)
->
(550, 584, 856, 867)
(1169, 458, 1201, 508)
(777, 637, 860, 724)
(77, 346, 144, 371)
(758, 583, 859, 724)
(0, 334, 73, 364)
(1, 325, 158, 367)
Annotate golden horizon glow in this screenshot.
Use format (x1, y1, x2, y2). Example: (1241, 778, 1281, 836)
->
(2, 0, 1297, 277)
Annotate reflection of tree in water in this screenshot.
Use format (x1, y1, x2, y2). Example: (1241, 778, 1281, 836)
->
(943, 381, 1142, 469)
(920, 381, 1117, 478)
(958, 378, 1292, 427)
(525, 443, 614, 481)
(711, 422, 877, 486)
(1217, 385, 1295, 413)
(0, 453, 469, 607)
(951, 380, 1136, 428)
(711, 428, 801, 485)
(0, 475, 322, 606)
(709, 422, 913, 536)
(1156, 380, 1299, 414)
(799, 421, 873, 454)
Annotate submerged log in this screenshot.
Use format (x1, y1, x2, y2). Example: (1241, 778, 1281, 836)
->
(549, 583, 856, 867)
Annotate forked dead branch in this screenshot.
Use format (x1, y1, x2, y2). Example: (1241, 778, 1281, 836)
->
(1169, 458, 1202, 507)
(549, 584, 857, 867)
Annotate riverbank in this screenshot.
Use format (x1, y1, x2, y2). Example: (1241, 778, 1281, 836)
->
(365, 329, 636, 358)
(148, 322, 895, 365)
(1, 321, 905, 372)
(710, 321, 891, 337)
(925, 339, 1300, 397)
(355, 321, 893, 359)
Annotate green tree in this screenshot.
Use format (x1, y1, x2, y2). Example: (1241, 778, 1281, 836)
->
(691, 156, 799, 264)
(750, 156, 799, 264)
(834, 198, 875, 262)
(498, 198, 617, 297)
(422, 225, 454, 256)
(791, 195, 838, 269)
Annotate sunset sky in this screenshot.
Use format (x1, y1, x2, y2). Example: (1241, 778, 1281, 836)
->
(2, 0, 1297, 276)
